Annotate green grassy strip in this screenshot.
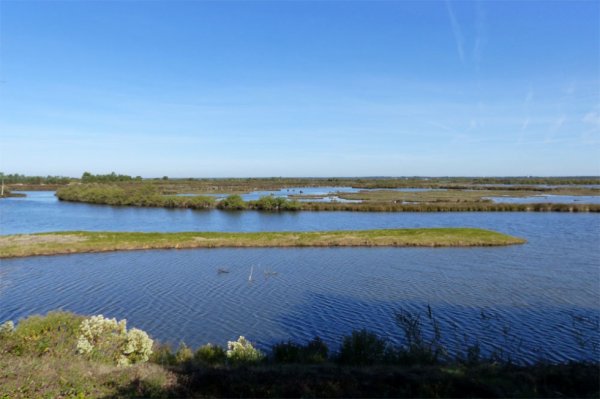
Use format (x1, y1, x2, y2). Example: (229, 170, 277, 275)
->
(0, 228, 525, 258)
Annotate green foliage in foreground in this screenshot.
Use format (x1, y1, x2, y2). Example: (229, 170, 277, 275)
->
(1, 311, 598, 398)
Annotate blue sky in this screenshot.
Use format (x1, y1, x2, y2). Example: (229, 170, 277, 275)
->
(1, 1, 598, 177)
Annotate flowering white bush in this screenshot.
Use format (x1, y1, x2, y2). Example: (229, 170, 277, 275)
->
(76, 314, 153, 366)
(226, 336, 264, 364)
(0, 320, 14, 336)
(122, 328, 153, 365)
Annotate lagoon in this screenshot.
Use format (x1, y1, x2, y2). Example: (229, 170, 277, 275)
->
(0, 191, 598, 363)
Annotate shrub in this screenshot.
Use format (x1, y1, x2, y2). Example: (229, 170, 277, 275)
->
(76, 315, 153, 366)
(337, 329, 390, 365)
(395, 307, 447, 365)
(282, 199, 302, 211)
(175, 342, 193, 364)
(217, 195, 247, 210)
(0, 320, 14, 336)
(195, 343, 227, 365)
(252, 196, 300, 211)
(271, 337, 328, 364)
(226, 336, 264, 365)
(150, 342, 177, 366)
(271, 341, 302, 363)
(304, 336, 329, 363)
(123, 328, 154, 365)
(6, 312, 83, 357)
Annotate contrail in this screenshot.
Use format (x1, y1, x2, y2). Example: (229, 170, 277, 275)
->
(445, 0, 465, 64)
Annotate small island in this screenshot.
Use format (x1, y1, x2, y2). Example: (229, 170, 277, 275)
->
(0, 228, 525, 258)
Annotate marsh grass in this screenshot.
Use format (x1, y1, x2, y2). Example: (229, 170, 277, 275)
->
(0, 312, 176, 398)
(2, 311, 597, 398)
(334, 188, 600, 203)
(55, 182, 600, 213)
(0, 228, 526, 258)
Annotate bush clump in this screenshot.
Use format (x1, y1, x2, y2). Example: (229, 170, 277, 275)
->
(271, 337, 329, 364)
(217, 194, 247, 210)
(226, 336, 264, 365)
(175, 342, 194, 364)
(195, 343, 227, 365)
(251, 196, 301, 211)
(0, 320, 14, 336)
(0, 312, 84, 357)
(76, 314, 153, 366)
(337, 329, 391, 365)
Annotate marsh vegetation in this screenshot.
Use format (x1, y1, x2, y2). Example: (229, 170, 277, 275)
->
(1, 310, 597, 398)
(0, 228, 525, 258)
(55, 182, 600, 212)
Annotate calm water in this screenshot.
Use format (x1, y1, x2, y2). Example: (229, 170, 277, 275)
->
(177, 186, 363, 203)
(488, 195, 600, 204)
(1, 191, 599, 362)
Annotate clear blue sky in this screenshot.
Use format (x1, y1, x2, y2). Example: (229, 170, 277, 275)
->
(1, 1, 598, 177)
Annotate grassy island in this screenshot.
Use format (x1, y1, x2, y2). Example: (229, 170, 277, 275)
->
(0, 228, 525, 258)
(54, 182, 600, 212)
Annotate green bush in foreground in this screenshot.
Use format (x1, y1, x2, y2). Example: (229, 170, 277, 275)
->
(0, 312, 84, 357)
(271, 336, 329, 364)
(195, 343, 227, 365)
(1, 310, 599, 398)
(336, 328, 393, 365)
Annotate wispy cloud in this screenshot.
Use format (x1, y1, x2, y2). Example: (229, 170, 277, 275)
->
(445, 0, 465, 64)
(551, 115, 566, 132)
(518, 87, 533, 143)
(426, 121, 455, 132)
(525, 87, 534, 104)
(472, 0, 487, 71)
(582, 110, 600, 130)
(581, 109, 600, 144)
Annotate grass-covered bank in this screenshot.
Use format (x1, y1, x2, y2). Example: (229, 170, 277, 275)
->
(298, 201, 600, 212)
(1, 311, 598, 398)
(0, 228, 524, 258)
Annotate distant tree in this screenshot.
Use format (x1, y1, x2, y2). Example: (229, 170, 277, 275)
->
(80, 172, 133, 183)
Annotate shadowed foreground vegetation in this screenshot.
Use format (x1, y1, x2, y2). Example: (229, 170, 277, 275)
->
(1, 311, 598, 398)
(0, 228, 525, 258)
(55, 183, 600, 212)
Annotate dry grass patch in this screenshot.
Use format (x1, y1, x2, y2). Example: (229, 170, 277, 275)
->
(0, 234, 85, 246)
